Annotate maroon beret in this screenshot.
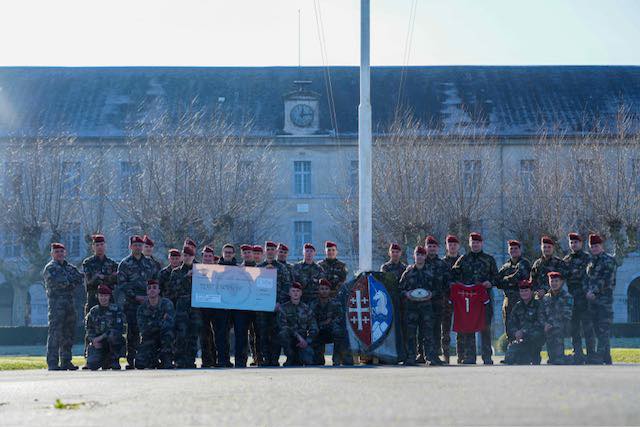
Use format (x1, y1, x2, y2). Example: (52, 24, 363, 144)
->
(147, 279, 159, 286)
(425, 235, 439, 245)
(91, 234, 105, 243)
(202, 246, 214, 254)
(253, 245, 263, 253)
(541, 236, 555, 245)
(265, 241, 277, 249)
(142, 235, 154, 247)
(240, 244, 253, 251)
(97, 284, 112, 295)
(547, 271, 562, 280)
(469, 232, 483, 242)
(389, 243, 402, 251)
(303, 243, 316, 251)
(182, 246, 195, 256)
(568, 233, 582, 242)
(414, 246, 427, 255)
(130, 235, 144, 244)
(291, 282, 303, 290)
(518, 279, 532, 289)
(277, 243, 289, 252)
(184, 238, 196, 248)
(446, 235, 460, 244)
(508, 239, 521, 247)
(51, 242, 65, 250)
(168, 248, 181, 257)
(325, 241, 337, 249)
(319, 278, 332, 288)
(589, 234, 603, 245)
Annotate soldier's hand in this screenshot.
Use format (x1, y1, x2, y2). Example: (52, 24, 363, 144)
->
(187, 270, 193, 277)
(482, 281, 492, 289)
(515, 330, 523, 340)
(535, 290, 545, 299)
(586, 291, 596, 301)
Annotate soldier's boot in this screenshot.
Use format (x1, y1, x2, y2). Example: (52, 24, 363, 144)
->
(47, 365, 63, 371)
(60, 362, 79, 371)
(443, 354, 450, 364)
(126, 358, 135, 370)
(160, 355, 174, 369)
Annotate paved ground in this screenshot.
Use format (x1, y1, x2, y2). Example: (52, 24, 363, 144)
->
(0, 362, 639, 426)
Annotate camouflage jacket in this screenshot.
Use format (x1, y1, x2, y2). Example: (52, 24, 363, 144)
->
(258, 259, 292, 304)
(563, 251, 591, 297)
(318, 258, 348, 290)
(117, 254, 157, 307)
(507, 298, 545, 341)
(380, 260, 408, 283)
(42, 259, 83, 299)
(424, 254, 452, 302)
(277, 301, 319, 340)
(85, 303, 125, 341)
(442, 254, 461, 271)
(167, 263, 194, 305)
(542, 289, 572, 333)
(451, 251, 498, 286)
(82, 254, 118, 297)
(309, 297, 341, 332)
(137, 298, 175, 335)
(530, 255, 567, 294)
(292, 261, 325, 304)
(585, 252, 617, 297)
(497, 257, 531, 300)
(158, 264, 175, 298)
(399, 264, 436, 303)
(146, 255, 163, 277)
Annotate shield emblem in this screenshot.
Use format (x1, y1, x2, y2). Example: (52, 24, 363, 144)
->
(348, 274, 393, 350)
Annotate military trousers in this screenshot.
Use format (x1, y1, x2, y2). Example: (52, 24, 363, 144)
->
(174, 298, 202, 368)
(256, 311, 281, 366)
(199, 308, 217, 367)
(124, 304, 140, 365)
(589, 293, 613, 363)
(136, 328, 174, 369)
(86, 334, 124, 370)
(229, 310, 250, 367)
(404, 301, 434, 361)
(504, 337, 543, 365)
(46, 296, 76, 368)
(570, 294, 595, 359)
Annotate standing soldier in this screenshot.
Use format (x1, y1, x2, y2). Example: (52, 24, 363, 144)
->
(496, 240, 531, 342)
(399, 246, 443, 366)
(277, 282, 319, 366)
(183, 238, 198, 263)
(136, 279, 175, 369)
(43, 242, 84, 371)
(451, 232, 498, 365)
(199, 245, 217, 368)
(168, 245, 201, 368)
(563, 232, 595, 364)
(277, 243, 294, 278)
(530, 236, 566, 300)
(441, 235, 461, 364)
(424, 236, 451, 364)
(142, 235, 162, 275)
(213, 244, 236, 367)
(542, 272, 573, 365)
(85, 285, 125, 370)
(318, 241, 348, 298)
(585, 234, 617, 365)
(158, 248, 182, 298)
(81, 234, 118, 362)
(117, 235, 157, 369)
(309, 278, 342, 365)
(380, 243, 407, 281)
(292, 243, 325, 305)
(504, 280, 545, 365)
(243, 245, 261, 366)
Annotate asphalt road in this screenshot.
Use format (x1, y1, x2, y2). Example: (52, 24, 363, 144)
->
(0, 363, 639, 426)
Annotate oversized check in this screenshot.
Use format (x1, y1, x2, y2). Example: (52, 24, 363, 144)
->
(191, 264, 277, 312)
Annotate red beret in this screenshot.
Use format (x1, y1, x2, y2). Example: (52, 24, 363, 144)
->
(91, 234, 105, 243)
(184, 238, 196, 248)
(265, 241, 277, 249)
(541, 236, 555, 245)
(97, 284, 112, 295)
(414, 246, 427, 255)
(51, 242, 65, 250)
(182, 245, 195, 256)
(202, 246, 214, 254)
(568, 233, 582, 242)
(130, 235, 144, 244)
(547, 271, 562, 280)
(168, 248, 181, 257)
(253, 245, 263, 253)
(147, 279, 159, 286)
(425, 235, 439, 245)
(518, 279, 532, 289)
(303, 243, 316, 251)
(508, 239, 521, 247)
(325, 241, 337, 249)
(240, 244, 253, 251)
(142, 235, 154, 247)
(589, 234, 603, 245)
(389, 243, 402, 251)
(446, 235, 460, 244)
(319, 278, 332, 288)
(277, 243, 289, 252)
(291, 282, 303, 290)
(213, 255, 220, 263)
(469, 232, 483, 242)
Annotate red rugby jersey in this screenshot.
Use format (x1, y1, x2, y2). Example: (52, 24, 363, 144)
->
(449, 283, 490, 333)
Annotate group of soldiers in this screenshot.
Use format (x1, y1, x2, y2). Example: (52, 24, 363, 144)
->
(42, 229, 617, 370)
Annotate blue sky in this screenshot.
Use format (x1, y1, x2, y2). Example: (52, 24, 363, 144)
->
(2, 0, 639, 66)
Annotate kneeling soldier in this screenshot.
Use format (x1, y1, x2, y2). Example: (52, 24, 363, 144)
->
(136, 280, 175, 369)
(505, 280, 545, 365)
(278, 282, 318, 366)
(542, 271, 573, 364)
(85, 285, 125, 370)
(310, 279, 342, 365)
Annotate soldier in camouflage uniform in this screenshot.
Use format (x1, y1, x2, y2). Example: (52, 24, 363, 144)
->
(81, 234, 118, 359)
(542, 272, 573, 364)
(399, 246, 443, 366)
(504, 280, 545, 365)
(441, 235, 461, 364)
(292, 243, 326, 305)
(309, 279, 342, 365)
(85, 285, 125, 370)
(530, 236, 566, 300)
(451, 232, 498, 364)
(200, 246, 218, 368)
(424, 236, 451, 364)
(117, 235, 158, 369)
(43, 242, 84, 370)
(277, 243, 294, 282)
(158, 248, 182, 298)
(277, 282, 318, 366)
(318, 241, 348, 299)
(142, 235, 163, 276)
(380, 243, 408, 282)
(563, 232, 595, 364)
(585, 234, 617, 365)
(136, 279, 175, 369)
(496, 240, 531, 342)
(168, 245, 201, 368)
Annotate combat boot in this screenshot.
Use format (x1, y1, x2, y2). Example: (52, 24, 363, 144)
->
(60, 363, 79, 371)
(160, 356, 174, 369)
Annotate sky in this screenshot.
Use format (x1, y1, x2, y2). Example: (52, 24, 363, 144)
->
(1, 0, 639, 66)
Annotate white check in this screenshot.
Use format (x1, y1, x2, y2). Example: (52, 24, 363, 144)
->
(191, 264, 277, 312)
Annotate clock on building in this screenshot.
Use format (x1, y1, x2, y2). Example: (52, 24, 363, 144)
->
(290, 104, 315, 128)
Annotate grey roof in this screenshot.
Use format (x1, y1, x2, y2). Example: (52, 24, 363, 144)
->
(0, 66, 639, 138)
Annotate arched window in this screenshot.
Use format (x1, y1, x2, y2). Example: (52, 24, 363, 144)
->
(28, 284, 48, 326)
(0, 283, 14, 326)
(628, 278, 640, 323)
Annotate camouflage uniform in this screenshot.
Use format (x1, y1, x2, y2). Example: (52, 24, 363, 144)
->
(147, 255, 163, 276)
(496, 256, 531, 341)
(542, 288, 573, 364)
(81, 254, 118, 356)
(441, 254, 460, 359)
(563, 250, 595, 361)
(116, 254, 157, 366)
(399, 264, 437, 363)
(292, 261, 325, 305)
(424, 254, 451, 359)
(504, 298, 545, 365)
(309, 297, 343, 365)
(277, 301, 318, 366)
(318, 257, 348, 298)
(530, 255, 566, 296)
(168, 263, 202, 368)
(585, 252, 617, 364)
(43, 259, 83, 369)
(85, 303, 125, 370)
(158, 264, 174, 298)
(136, 297, 175, 369)
(451, 251, 498, 363)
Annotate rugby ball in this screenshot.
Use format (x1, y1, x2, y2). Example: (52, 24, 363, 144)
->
(409, 288, 431, 300)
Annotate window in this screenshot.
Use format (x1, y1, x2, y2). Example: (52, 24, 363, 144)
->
(520, 159, 537, 190)
(462, 160, 481, 196)
(62, 161, 81, 197)
(3, 162, 23, 198)
(349, 160, 359, 194)
(1, 230, 21, 258)
(293, 221, 312, 252)
(294, 161, 311, 195)
(119, 161, 142, 194)
(61, 224, 81, 259)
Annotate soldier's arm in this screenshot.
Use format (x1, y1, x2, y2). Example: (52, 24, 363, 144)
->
(43, 265, 71, 292)
(117, 262, 133, 300)
(161, 300, 176, 330)
(307, 311, 319, 340)
(103, 261, 118, 286)
(112, 309, 125, 336)
(507, 308, 519, 338)
(337, 264, 348, 284)
(85, 311, 98, 341)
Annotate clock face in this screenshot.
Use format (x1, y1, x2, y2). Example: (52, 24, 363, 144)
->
(290, 104, 315, 128)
